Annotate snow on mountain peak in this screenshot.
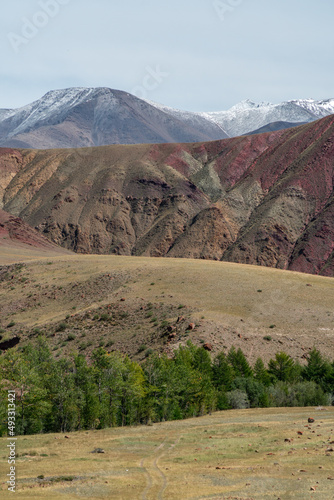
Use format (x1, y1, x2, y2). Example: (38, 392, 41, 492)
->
(0, 88, 333, 145)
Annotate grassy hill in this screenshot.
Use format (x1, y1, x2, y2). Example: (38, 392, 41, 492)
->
(0, 248, 333, 363)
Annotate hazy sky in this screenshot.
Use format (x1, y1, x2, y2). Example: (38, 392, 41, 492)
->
(1, 0, 334, 111)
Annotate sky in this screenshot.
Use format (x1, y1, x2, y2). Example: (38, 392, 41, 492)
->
(1, 0, 334, 112)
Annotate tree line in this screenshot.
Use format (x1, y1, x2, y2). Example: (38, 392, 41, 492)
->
(0, 339, 333, 435)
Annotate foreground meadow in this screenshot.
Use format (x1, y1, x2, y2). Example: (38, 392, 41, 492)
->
(1, 407, 333, 499)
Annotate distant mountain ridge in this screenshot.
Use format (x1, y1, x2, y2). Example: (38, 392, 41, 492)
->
(245, 121, 308, 136)
(0, 88, 333, 149)
(198, 98, 334, 136)
(0, 88, 228, 149)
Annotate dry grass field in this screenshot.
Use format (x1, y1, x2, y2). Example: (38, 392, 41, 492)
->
(1, 246, 334, 499)
(0, 247, 333, 363)
(0, 407, 333, 499)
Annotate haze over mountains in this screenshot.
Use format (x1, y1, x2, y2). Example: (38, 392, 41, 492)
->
(1, 115, 334, 276)
(0, 87, 334, 149)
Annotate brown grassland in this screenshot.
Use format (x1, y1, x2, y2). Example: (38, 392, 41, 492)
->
(0, 407, 333, 499)
(0, 246, 334, 498)
(0, 247, 333, 363)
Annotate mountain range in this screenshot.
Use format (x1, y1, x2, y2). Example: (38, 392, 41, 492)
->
(0, 87, 334, 149)
(1, 115, 333, 276)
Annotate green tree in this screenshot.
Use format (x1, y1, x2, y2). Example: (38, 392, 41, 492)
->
(231, 377, 269, 408)
(253, 357, 271, 386)
(268, 352, 299, 382)
(74, 354, 100, 429)
(45, 358, 81, 432)
(303, 348, 333, 392)
(0, 349, 51, 434)
(227, 347, 253, 378)
(119, 356, 146, 426)
(212, 352, 235, 391)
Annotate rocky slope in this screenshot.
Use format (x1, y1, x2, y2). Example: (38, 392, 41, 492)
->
(0, 208, 69, 253)
(0, 116, 333, 276)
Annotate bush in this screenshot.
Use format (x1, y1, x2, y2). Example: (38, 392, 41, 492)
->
(99, 313, 111, 322)
(231, 377, 269, 408)
(268, 381, 330, 407)
(226, 389, 250, 409)
(138, 344, 147, 353)
(56, 323, 67, 332)
(66, 334, 76, 341)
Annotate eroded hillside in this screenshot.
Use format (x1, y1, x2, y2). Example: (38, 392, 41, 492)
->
(1, 116, 334, 275)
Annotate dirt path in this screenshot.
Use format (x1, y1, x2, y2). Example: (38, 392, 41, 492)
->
(140, 434, 181, 500)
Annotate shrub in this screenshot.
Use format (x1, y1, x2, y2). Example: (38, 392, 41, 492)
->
(231, 377, 269, 408)
(268, 381, 329, 407)
(7, 321, 16, 328)
(226, 389, 250, 409)
(56, 323, 67, 332)
(99, 313, 111, 322)
(138, 344, 147, 353)
(66, 334, 76, 341)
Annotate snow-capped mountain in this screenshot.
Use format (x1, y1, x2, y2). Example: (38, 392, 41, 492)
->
(198, 98, 334, 137)
(0, 88, 333, 149)
(0, 88, 228, 149)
